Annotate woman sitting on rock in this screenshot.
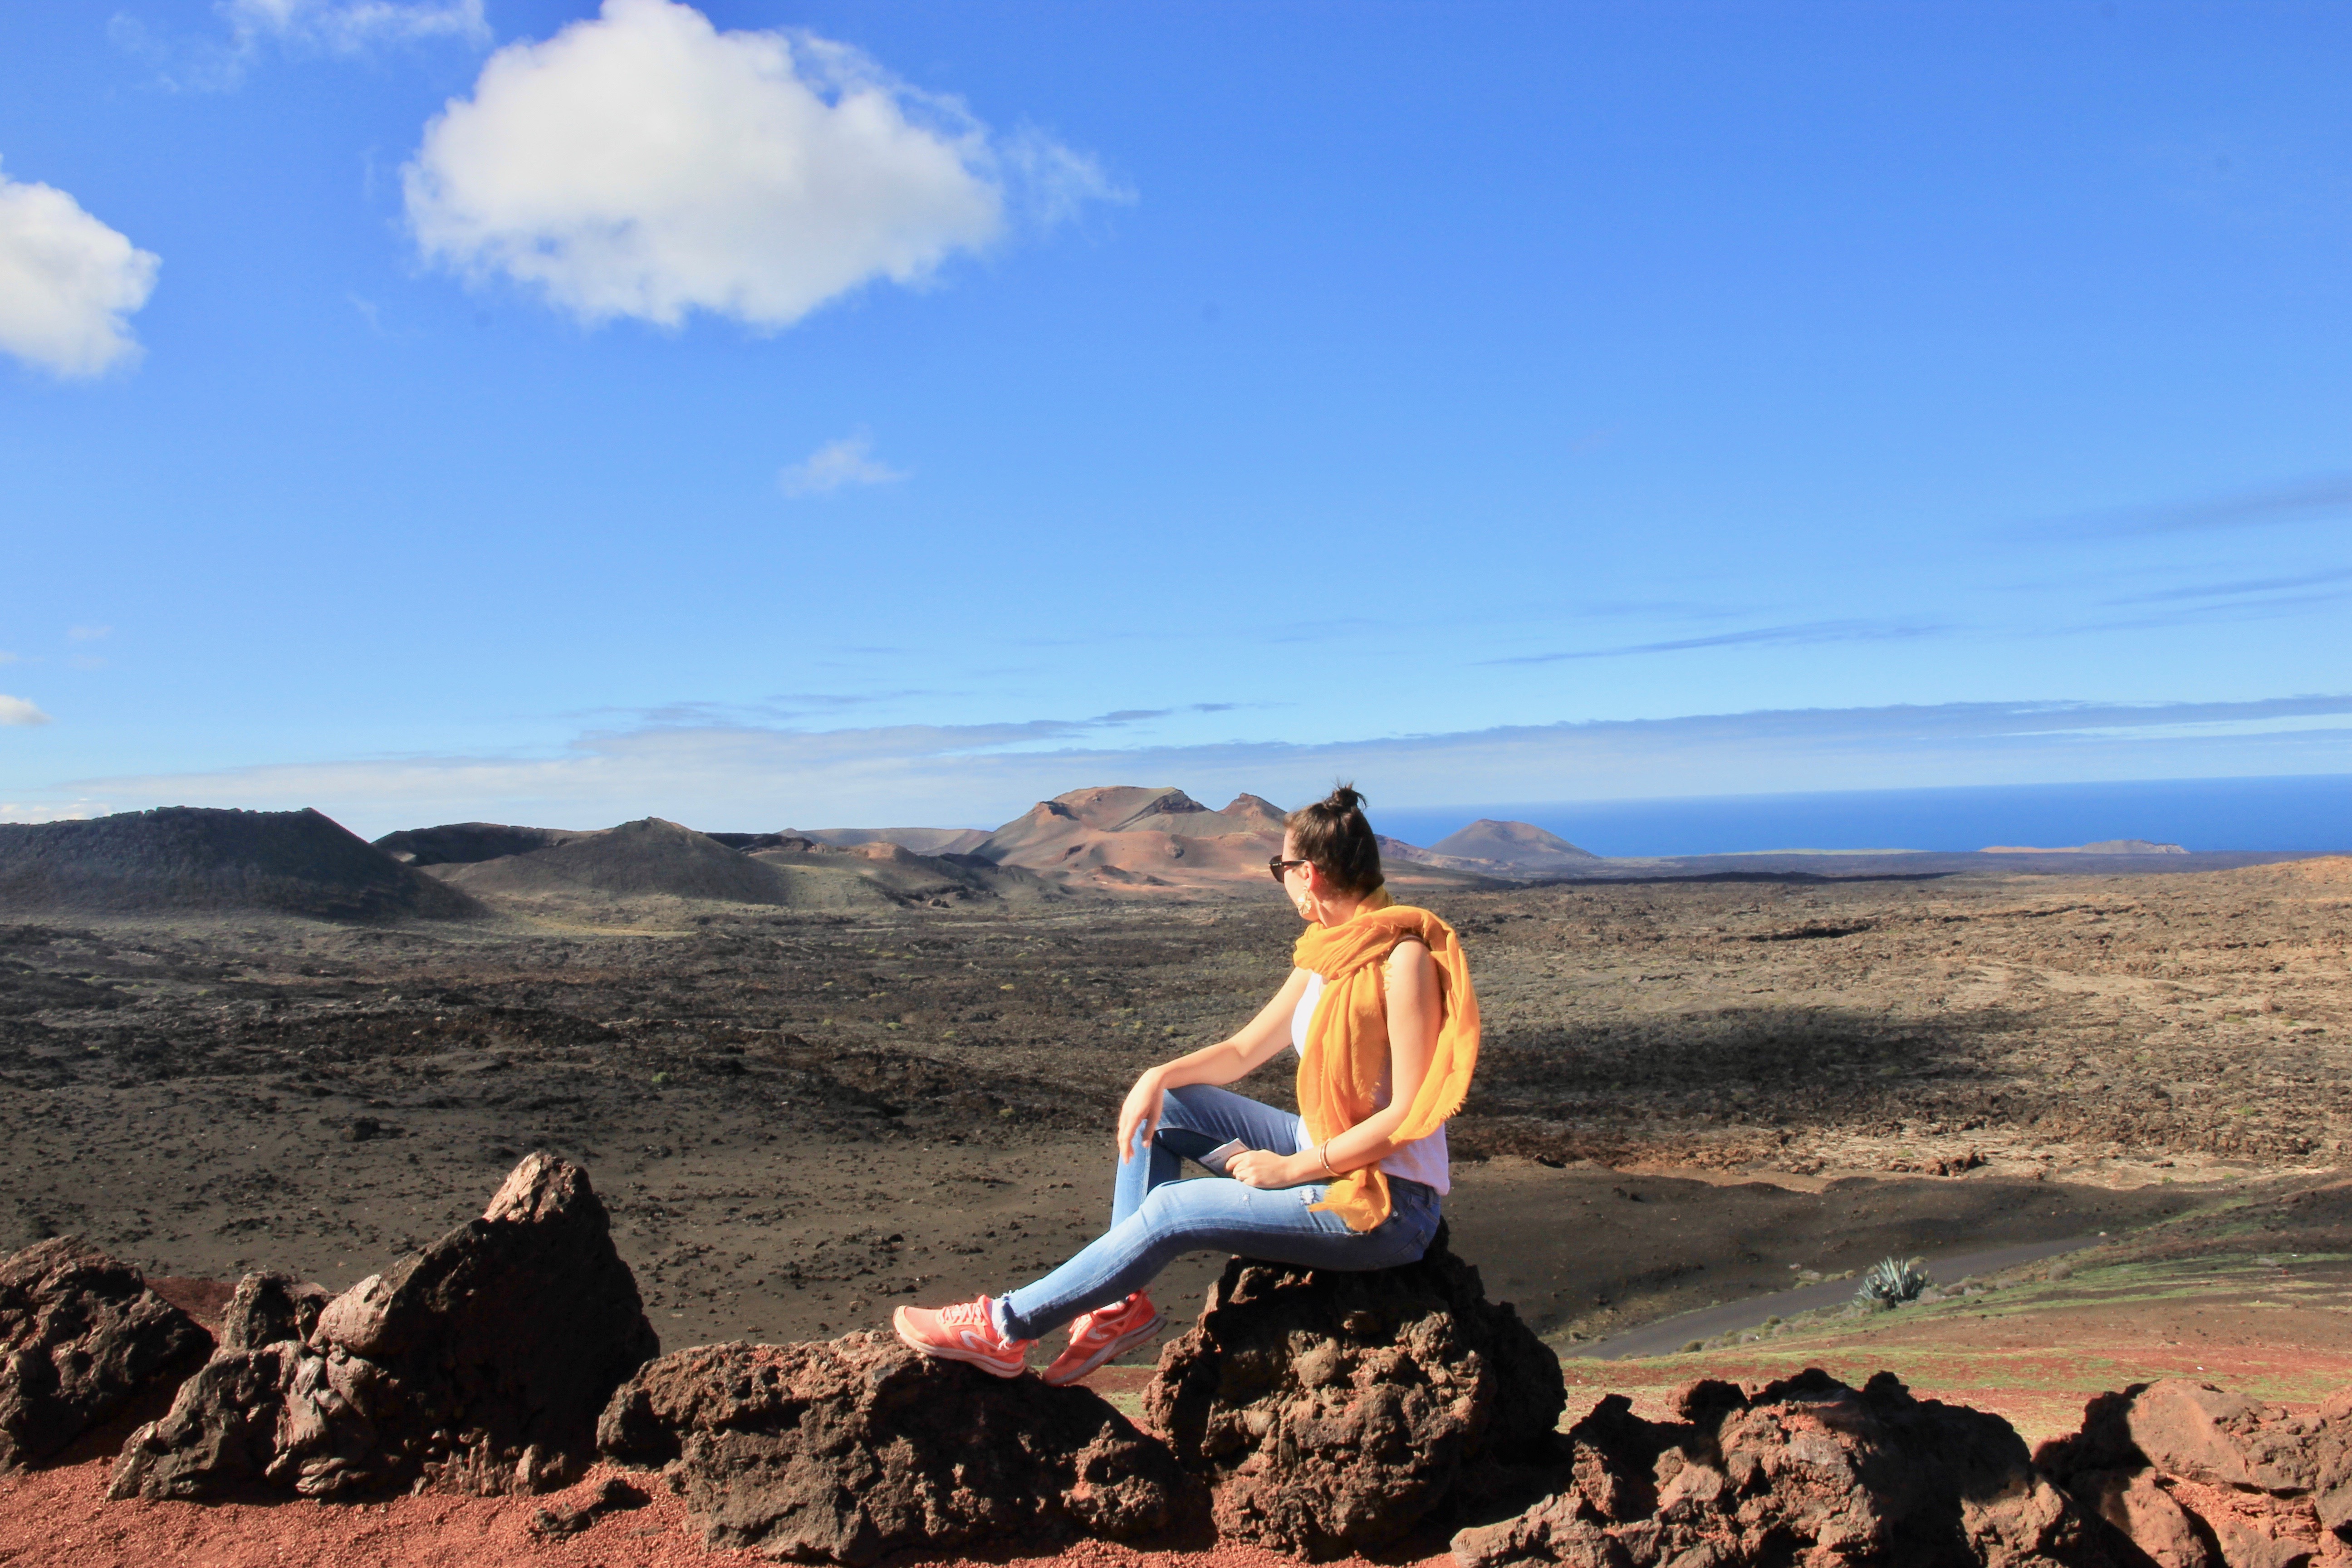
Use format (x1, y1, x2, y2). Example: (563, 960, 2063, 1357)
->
(895, 783, 1480, 1386)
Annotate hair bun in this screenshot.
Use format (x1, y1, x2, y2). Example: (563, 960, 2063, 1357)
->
(1290, 782, 1383, 897)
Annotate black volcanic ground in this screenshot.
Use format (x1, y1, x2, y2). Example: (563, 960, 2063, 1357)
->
(4, 858, 2343, 1353)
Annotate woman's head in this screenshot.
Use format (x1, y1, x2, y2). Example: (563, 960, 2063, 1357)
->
(1280, 783, 1385, 906)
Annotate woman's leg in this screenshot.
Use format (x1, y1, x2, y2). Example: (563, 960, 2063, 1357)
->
(1112, 1083, 1309, 1227)
(1001, 1174, 1441, 1340)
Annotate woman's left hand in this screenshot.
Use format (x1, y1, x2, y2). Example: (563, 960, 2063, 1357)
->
(1227, 1148, 1302, 1189)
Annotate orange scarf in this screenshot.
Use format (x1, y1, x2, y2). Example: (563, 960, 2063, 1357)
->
(1291, 893, 1480, 1232)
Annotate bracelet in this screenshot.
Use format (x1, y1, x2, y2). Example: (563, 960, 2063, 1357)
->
(1319, 1142, 1338, 1178)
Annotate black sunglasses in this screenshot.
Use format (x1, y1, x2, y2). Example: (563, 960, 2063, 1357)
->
(1268, 857, 1310, 884)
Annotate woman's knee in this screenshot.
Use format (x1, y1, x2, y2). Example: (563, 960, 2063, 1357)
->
(1133, 1179, 1235, 1240)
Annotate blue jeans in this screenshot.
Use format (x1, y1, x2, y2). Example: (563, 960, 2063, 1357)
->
(997, 1083, 1442, 1340)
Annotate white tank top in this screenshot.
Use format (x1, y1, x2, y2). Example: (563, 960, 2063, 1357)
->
(1292, 970, 1451, 1194)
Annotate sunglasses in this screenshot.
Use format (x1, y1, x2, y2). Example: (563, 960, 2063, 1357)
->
(1268, 857, 1310, 884)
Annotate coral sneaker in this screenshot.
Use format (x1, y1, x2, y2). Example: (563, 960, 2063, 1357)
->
(1041, 1293, 1165, 1387)
(892, 1296, 1034, 1377)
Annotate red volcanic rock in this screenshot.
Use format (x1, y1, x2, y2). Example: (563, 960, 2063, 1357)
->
(597, 1335, 1196, 1565)
(2039, 1378, 2352, 1568)
(1142, 1226, 1565, 1558)
(1454, 1369, 2126, 1568)
(108, 1153, 656, 1501)
(216, 1273, 331, 1353)
(0, 1237, 207, 1469)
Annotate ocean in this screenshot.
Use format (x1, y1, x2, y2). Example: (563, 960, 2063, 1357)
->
(1374, 773, 2352, 859)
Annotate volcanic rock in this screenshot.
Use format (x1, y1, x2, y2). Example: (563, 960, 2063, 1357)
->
(216, 1273, 331, 1353)
(0, 1237, 208, 1469)
(0, 807, 482, 921)
(2038, 1378, 2352, 1568)
(598, 1335, 1196, 1564)
(1454, 1369, 2125, 1568)
(108, 1152, 656, 1500)
(1141, 1225, 1565, 1557)
(531, 1475, 652, 1536)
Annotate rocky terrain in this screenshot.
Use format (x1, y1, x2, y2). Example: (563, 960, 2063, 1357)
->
(0, 798, 2347, 1563)
(0, 852, 2344, 1352)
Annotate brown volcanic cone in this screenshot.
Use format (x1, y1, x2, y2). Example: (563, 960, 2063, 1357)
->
(968, 787, 1289, 892)
(0, 807, 483, 921)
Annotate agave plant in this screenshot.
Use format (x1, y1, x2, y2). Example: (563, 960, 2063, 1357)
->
(1855, 1255, 1930, 1305)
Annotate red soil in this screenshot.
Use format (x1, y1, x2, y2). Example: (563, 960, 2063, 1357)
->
(0, 1455, 1454, 1568)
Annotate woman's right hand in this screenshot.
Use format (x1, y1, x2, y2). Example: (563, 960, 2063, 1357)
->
(1117, 1068, 1167, 1164)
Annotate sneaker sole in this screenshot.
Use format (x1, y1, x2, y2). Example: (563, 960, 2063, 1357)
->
(1040, 1311, 1165, 1387)
(892, 1306, 1030, 1377)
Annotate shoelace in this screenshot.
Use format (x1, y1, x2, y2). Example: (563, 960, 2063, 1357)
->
(940, 1299, 991, 1331)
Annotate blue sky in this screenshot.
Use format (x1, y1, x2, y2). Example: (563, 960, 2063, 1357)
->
(3, 0, 2348, 836)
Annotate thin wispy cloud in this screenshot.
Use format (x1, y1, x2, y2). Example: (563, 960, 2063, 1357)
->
(222, 0, 489, 51)
(0, 696, 53, 726)
(0, 162, 159, 378)
(109, 0, 487, 90)
(779, 432, 906, 497)
(2040, 474, 2352, 538)
(2103, 564, 2352, 607)
(1485, 618, 1947, 666)
(67, 624, 111, 642)
(404, 0, 1122, 332)
(49, 695, 2352, 841)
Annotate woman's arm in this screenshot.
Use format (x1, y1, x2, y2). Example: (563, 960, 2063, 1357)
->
(1117, 967, 1313, 1161)
(1229, 939, 1440, 1188)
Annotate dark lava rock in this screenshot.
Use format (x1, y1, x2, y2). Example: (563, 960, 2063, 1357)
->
(0, 1237, 208, 1469)
(2038, 1378, 2352, 1568)
(108, 1152, 656, 1500)
(1454, 1368, 2127, 1568)
(598, 1334, 1196, 1565)
(0, 806, 482, 921)
(371, 821, 595, 868)
(1140, 1224, 1565, 1558)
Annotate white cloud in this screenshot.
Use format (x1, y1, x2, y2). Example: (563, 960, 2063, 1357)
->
(0, 161, 160, 378)
(67, 624, 111, 642)
(402, 0, 1115, 329)
(0, 801, 106, 823)
(0, 696, 53, 726)
(780, 431, 905, 497)
(222, 0, 490, 52)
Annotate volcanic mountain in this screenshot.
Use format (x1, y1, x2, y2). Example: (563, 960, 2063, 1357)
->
(968, 788, 1292, 890)
(372, 822, 598, 867)
(792, 827, 992, 856)
(1426, 819, 1600, 872)
(0, 807, 482, 921)
(427, 818, 807, 905)
(384, 818, 1057, 910)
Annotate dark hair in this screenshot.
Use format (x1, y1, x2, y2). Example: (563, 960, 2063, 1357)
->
(1288, 782, 1384, 897)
